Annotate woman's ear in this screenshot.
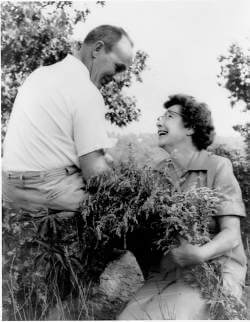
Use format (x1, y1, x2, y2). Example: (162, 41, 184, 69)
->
(92, 41, 105, 58)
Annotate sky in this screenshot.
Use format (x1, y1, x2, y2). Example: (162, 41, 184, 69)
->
(72, 0, 250, 138)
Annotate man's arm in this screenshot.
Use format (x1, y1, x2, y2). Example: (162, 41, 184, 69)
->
(79, 149, 112, 181)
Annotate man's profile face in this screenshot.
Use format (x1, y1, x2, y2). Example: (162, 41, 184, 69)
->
(90, 35, 134, 89)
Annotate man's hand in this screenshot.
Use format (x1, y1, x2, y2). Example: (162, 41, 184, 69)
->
(79, 150, 111, 181)
(171, 239, 204, 267)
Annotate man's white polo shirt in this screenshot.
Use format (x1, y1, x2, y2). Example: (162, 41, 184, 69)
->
(3, 55, 112, 171)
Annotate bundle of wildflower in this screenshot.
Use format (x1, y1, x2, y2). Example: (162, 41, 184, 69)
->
(81, 162, 219, 253)
(81, 162, 158, 251)
(142, 186, 219, 252)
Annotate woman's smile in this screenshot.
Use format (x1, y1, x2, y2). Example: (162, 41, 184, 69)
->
(158, 129, 169, 136)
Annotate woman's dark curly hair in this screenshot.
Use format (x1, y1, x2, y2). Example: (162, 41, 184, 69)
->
(164, 94, 215, 150)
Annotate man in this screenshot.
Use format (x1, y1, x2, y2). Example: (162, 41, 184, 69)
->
(2, 25, 134, 212)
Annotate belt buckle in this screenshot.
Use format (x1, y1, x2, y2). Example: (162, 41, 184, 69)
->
(65, 166, 77, 175)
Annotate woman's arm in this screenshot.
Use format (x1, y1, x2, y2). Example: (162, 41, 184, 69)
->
(171, 215, 241, 267)
(172, 156, 246, 267)
(199, 215, 241, 261)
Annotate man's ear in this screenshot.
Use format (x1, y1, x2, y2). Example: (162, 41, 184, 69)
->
(92, 41, 105, 58)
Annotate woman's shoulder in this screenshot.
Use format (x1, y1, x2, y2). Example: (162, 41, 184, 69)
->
(201, 150, 232, 170)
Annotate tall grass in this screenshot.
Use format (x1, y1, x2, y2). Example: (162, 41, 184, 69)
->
(3, 253, 98, 321)
(2, 207, 98, 320)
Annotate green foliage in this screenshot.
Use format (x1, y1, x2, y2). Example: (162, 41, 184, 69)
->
(1, 1, 148, 140)
(82, 163, 154, 246)
(3, 208, 49, 320)
(2, 207, 100, 320)
(218, 43, 250, 110)
(150, 187, 218, 252)
(101, 50, 148, 126)
(3, 160, 247, 319)
(233, 124, 250, 163)
(1, 2, 75, 114)
(183, 262, 247, 319)
(217, 43, 250, 168)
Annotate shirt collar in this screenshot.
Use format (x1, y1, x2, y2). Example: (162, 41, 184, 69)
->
(158, 149, 210, 172)
(186, 149, 211, 171)
(63, 54, 90, 76)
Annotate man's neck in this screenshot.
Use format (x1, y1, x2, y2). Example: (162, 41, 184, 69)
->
(73, 47, 91, 72)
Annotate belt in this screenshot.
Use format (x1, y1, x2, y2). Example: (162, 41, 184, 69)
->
(3, 165, 80, 180)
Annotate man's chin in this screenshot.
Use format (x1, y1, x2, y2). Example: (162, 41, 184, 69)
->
(94, 80, 102, 89)
(90, 77, 101, 89)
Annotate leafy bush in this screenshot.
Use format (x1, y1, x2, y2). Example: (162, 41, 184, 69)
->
(217, 43, 250, 110)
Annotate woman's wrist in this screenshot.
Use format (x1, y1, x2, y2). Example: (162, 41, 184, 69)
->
(199, 230, 240, 263)
(199, 243, 212, 262)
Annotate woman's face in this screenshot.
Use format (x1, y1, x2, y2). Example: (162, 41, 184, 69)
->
(157, 104, 193, 150)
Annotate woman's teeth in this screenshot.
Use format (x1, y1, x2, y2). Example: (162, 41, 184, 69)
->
(158, 130, 168, 136)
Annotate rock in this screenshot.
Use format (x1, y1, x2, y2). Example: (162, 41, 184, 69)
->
(99, 250, 145, 302)
(46, 251, 144, 320)
(88, 250, 145, 319)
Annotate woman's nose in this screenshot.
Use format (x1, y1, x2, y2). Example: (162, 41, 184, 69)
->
(156, 117, 162, 128)
(156, 116, 163, 126)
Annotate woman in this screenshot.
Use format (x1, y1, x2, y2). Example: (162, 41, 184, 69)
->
(118, 94, 247, 320)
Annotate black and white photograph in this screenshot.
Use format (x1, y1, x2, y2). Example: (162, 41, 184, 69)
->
(1, 0, 250, 320)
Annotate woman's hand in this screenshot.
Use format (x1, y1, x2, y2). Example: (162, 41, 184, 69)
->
(171, 239, 204, 267)
(171, 216, 242, 267)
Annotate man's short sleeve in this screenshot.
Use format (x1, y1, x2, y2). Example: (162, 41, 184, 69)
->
(72, 86, 112, 157)
(213, 157, 246, 217)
